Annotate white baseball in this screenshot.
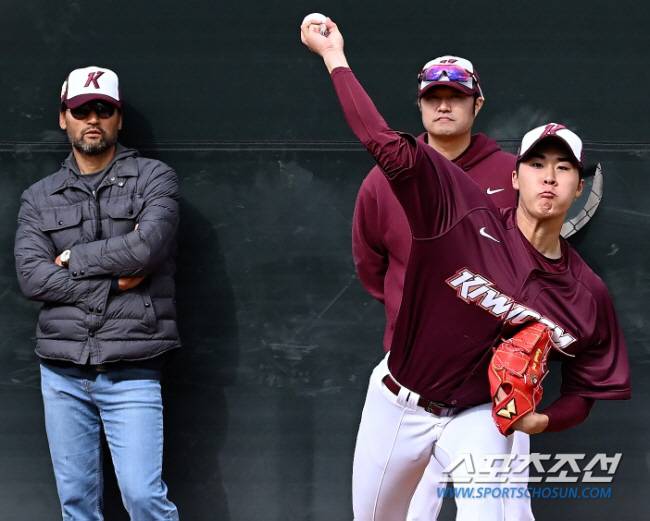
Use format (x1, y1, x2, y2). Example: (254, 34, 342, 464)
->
(302, 13, 329, 36)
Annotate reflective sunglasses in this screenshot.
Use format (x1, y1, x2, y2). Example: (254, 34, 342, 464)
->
(418, 64, 475, 84)
(68, 101, 116, 120)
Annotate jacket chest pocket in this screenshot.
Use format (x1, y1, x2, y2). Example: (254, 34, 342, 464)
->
(39, 205, 83, 250)
(104, 196, 144, 236)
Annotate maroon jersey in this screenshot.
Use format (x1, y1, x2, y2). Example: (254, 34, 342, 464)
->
(332, 67, 630, 409)
(353, 133, 517, 351)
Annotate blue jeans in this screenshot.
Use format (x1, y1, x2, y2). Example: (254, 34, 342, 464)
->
(40, 363, 179, 521)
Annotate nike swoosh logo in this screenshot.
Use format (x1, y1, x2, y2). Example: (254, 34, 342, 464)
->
(486, 188, 504, 195)
(479, 227, 500, 243)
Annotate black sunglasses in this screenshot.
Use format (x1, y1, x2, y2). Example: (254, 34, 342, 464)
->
(68, 101, 116, 120)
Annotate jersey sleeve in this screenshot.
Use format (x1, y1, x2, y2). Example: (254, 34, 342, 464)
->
(330, 67, 489, 239)
(559, 284, 631, 400)
(352, 169, 388, 303)
(540, 394, 595, 432)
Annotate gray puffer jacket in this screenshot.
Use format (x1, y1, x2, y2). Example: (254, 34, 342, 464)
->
(15, 144, 181, 364)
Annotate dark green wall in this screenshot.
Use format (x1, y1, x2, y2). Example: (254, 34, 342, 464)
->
(0, 1, 648, 520)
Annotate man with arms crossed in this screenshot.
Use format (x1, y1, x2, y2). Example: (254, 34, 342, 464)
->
(352, 56, 527, 520)
(301, 17, 630, 521)
(15, 66, 180, 520)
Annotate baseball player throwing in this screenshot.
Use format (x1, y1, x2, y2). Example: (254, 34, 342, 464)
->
(301, 16, 630, 521)
(351, 51, 533, 521)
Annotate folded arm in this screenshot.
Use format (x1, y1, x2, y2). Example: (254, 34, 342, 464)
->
(68, 165, 179, 279)
(15, 191, 111, 305)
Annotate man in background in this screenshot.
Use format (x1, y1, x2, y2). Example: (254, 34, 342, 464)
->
(15, 66, 180, 520)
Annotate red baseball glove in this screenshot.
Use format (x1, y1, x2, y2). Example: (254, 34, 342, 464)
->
(488, 322, 562, 436)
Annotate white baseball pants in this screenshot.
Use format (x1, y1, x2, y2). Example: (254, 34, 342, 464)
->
(407, 429, 534, 521)
(352, 355, 534, 521)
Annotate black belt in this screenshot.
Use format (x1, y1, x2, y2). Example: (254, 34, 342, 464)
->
(382, 375, 467, 417)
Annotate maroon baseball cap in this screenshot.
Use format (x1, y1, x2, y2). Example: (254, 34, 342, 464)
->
(418, 56, 484, 99)
(518, 124, 584, 168)
(60, 66, 121, 109)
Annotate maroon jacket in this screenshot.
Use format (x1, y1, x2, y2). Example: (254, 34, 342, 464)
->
(353, 133, 517, 351)
(332, 67, 630, 428)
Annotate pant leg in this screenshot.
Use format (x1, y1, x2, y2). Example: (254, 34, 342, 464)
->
(406, 456, 445, 521)
(94, 367, 179, 521)
(40, 364, 104, 521)
(352, 357, 451, 521)
(408, 428, 534, 521)
(505, 432, 534, 521)
(434, 404, 513, 521)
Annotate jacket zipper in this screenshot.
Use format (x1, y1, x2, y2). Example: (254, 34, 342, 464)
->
(91, 188, 102, 240)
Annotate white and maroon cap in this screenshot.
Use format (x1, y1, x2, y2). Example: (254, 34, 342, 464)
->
(517, 123, 583, 167)
(60, 66, 121, 109)
(417, 55, 484, 99)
